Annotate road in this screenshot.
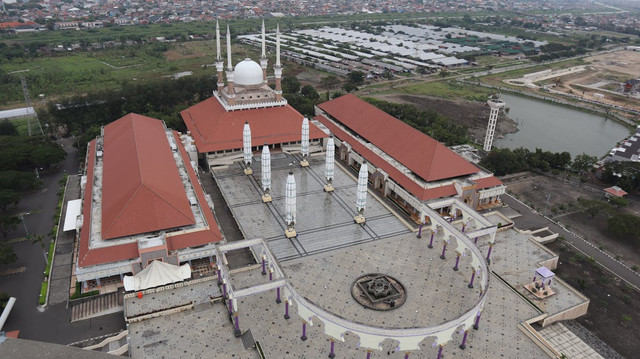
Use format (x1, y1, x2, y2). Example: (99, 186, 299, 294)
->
(502, 193, 640, 291)
(0, 137, 126, 344)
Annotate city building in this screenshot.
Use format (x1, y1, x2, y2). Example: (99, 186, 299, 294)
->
(71, 113, 223, 293)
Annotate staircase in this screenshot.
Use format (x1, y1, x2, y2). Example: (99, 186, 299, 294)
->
(71, 291, 123, 322)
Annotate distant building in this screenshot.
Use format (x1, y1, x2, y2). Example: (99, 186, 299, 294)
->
(607, 125, 640, 163)
(72, 114, 223, 293)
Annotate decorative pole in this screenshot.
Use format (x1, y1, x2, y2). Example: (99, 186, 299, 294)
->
(436, 345, 443, 359)
(284, 299, 290, 319)
(301, 320, 307, 341)
(233, 312, 241, 337)
(261, 253, 267, 275)
(328, 338, 336, 358)
(440, 239, 448, 260)
(468, 269, 476, 288)
(428, 229, 435, 248)
(459, 330, 469, 349)
(276, 287, 281, 303)
(486, 242, 494, 264)
(243, 121, 253, 175)
(354, 161, 368, 224)
(300, 117, 310, 167)
(324, 135, 335, 192)
(285, 170, 297, 238)
(453, 252, 461, 271)
(473, 311, 482, 330)
(261, 144, 272, 203)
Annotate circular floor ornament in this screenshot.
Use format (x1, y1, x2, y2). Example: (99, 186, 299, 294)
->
(351, 273, 406, 311)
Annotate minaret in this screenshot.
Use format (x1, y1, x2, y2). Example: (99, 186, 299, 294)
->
(225, 25, 236, 105)
(261, 144, 272, 203)
(274, 23, 283, 101)
(324, 136, 335, 192)
(284, 170, 297, 238)
(243, 121, 253, 175)
(354, 161, 368, 224)
(300, 117, 310, 167)
(260, 19, 268, 83)
(215, 20, 224, 91)
(483, 98, 505, 152)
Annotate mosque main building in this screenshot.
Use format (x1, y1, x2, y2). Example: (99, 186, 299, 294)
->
(67, 21, 591, 359)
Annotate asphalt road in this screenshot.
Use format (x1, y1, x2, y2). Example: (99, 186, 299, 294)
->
(0, 137, 126, 344)
(502, 193, 640, 291)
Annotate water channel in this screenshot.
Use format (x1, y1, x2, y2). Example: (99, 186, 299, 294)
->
(493, 93, 631, 158)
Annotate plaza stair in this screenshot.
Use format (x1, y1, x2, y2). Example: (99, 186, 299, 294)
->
(70, 291, 123, 322)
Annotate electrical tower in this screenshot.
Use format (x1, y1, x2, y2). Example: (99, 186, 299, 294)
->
(483, 98, 505, 152)
(20, 75, 44, 136)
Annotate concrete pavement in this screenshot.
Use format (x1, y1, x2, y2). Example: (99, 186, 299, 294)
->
(502, 194, 640, 291)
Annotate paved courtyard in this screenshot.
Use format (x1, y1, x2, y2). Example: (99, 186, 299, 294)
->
(213, 155, 412, 262)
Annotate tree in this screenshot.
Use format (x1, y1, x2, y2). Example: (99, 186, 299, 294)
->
(347, 71, 365, 86)
(571, 153, 597, 175)
(0, 214, 21, 238)
(440, 70, 449, 79)
(608, 214, 640, 239)
(300, 85, 319, 101)
(30, 144, 66, 169)
(0, 189, 21, 211)
(0, 120, 18, 136)
(342, 82, 358, 93)
(608, 196, 630, 209)
(579, 198, 611, 219)
(381, 70, 394, 80)
(281, 75, 301, 94)
(319, 75, 340, 100)
(0, 245, 17, 265)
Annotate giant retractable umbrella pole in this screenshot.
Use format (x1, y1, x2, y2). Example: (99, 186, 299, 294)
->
(261, 144, 272, 203)
(354, 161, 368, 224)
(300, 117, 310, 167)
(324, 136, 335, 192)
(243, 121, 253, 175)
(284, 171, 297, 238)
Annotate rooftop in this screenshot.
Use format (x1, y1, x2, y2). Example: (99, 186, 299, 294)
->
(317, 94, 481, 183)
(181, 97, 327, 154)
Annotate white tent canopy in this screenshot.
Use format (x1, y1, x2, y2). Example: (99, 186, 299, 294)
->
(63, 199, 82, 232)
(123, 260, 191, 292)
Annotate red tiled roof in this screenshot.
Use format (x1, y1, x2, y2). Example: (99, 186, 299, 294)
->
(78, 140, 140, 267)
(78, 121, 223, 268)
(101, 114, 195, 240)
(318, 94, 479, 182)
(181, 97, 327, 153)
(604, 186, 627, 197)
(315, 114, 459, 202)
(472, 176, 503, 190)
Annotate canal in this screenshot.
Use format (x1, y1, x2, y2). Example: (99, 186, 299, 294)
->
(494, 93, 631, 158)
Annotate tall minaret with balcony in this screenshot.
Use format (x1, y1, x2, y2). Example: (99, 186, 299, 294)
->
(215, 20, 224, 91)
(274, 24, 283, 102)
(225, 25, 236, 105)
(260, 20, 268, 84)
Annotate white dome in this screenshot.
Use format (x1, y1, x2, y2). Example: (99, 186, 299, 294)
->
(234, 59, 264, 86)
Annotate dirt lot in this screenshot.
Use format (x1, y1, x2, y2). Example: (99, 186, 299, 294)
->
(505, 172, 640, 270)
(551, 50, 640, 110)
(368, 94, 517, 143)
(547, 241, 640, 359)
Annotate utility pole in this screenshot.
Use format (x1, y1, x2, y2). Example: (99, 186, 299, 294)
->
(20, 74, 44, 136)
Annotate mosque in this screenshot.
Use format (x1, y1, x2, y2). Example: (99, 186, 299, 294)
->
(63, 21, 593, 359)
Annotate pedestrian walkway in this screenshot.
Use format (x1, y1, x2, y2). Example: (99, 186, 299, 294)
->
(538, 322, 604, 359)
(48, 174, 81, 306)
(70, 291, 123, 322)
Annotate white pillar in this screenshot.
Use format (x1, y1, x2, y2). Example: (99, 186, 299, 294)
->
(243, 121, 253, 175)
(300, 117, 309, 167)
(355, 161, 368, 224)
(261, 144, 272, 202)
(285, 171, 297, 238)
(324, 136, 335, 192)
